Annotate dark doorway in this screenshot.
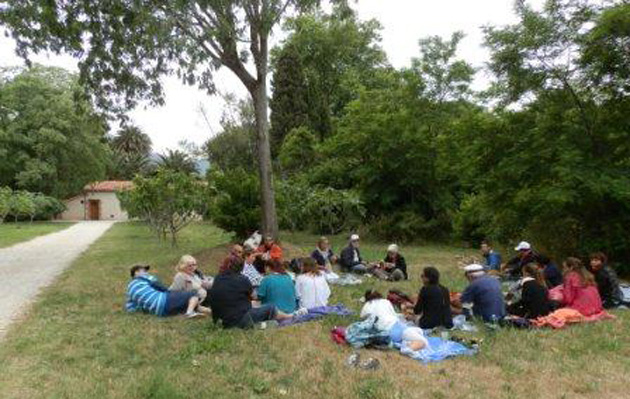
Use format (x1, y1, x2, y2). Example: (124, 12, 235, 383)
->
(88, 200, 100, 220)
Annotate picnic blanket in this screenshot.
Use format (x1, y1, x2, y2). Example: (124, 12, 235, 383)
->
(530, 308, 615, 329)
(279, 304, 353, 327)
(400, 337, 477, 364)
(345, 314, 390, 348)
(327, 273, 363, 286)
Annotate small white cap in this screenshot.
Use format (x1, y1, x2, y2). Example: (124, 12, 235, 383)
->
(514, 241, 531, 251)
(350, 234, 360, 241)
(464, 264, 485, 273)
(387, 244, 399, 253)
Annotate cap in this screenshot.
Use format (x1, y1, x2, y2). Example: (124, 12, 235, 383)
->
(130, 264, 150, 278)
(514, 241, 531, 251)
(463, 264, 484, 273)
(387, 244, 399, 253)
(350, 234, 360, 241)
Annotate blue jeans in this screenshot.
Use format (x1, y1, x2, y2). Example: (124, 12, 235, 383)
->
(236, 305, 277, 329)
(351, 264, 368, 274)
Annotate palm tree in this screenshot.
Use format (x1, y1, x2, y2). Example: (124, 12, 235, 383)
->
(158, 149, 198, 175)
(111, 126, 152, 156)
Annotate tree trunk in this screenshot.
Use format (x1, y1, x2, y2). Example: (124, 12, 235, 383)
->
(251, 79, 279, 239)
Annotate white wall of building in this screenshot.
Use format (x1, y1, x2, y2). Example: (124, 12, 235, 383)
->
(59, 191, 129, 221)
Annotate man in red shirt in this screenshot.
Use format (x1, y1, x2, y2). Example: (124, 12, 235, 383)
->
(256, 236, 283, 261)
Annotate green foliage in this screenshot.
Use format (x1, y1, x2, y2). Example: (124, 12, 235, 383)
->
(107, 125, 154, 179)
(0, 186, 11, 223)
(273, 8, 388, 140)
(119, 169, 207, 246)
(278, 126, 318, 174)
(204, 97, 257, 173)
(269, 46, 311, 155)
(206, 169, 261, 239)
(157, 149, 198, 175)
(276, 179, 365, 234)
(1, 189, 62, 223)
(0, 66, 110, 199)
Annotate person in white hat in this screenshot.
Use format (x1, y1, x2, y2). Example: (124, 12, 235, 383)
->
(371, 244, 407, 281)
(504, 241, 552, 280)
(339, 234, 368, 274)
(459, 263, 506, 322)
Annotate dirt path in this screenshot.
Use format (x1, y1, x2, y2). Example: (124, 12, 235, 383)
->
(0, 221, 115, 340)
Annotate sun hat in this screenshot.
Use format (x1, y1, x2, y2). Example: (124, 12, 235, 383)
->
(463, 264, 484, 273)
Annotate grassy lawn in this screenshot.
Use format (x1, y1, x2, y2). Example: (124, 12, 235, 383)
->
(0, 222, 629, 399)
(0, 222, 75, 248)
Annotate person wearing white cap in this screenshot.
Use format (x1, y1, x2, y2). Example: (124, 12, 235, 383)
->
(339, 234, 368, 274)
(459, 263, 506, 322)
(371, 244, 407, 281)
(504, 241, 553, 280)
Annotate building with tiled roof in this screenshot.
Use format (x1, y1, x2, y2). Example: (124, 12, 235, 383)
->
(58, 181, 133, 221)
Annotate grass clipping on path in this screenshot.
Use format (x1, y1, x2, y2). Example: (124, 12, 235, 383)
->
(0, 222, 74, 248)
(0, 223, 629, 399)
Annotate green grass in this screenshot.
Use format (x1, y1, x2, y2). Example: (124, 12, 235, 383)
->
(0, 221, 75, 248)
(0, 223, 629, 399)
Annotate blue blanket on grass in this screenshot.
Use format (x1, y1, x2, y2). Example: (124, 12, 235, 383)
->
(278, 304, 353, 327)
(399, 337, 477, 364)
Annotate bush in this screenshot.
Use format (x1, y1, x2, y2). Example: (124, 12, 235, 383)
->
(206, 169, 261, 239)
(0, 188, 65, 222)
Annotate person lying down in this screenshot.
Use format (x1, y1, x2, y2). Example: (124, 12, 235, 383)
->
(360, 289, 428, 351)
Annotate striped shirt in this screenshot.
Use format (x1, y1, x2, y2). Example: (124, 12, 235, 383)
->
(126, 275, 168, 316)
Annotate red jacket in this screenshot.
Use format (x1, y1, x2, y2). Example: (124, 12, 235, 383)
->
(562, 272, 603, 316)
(257, 244, 283, 261)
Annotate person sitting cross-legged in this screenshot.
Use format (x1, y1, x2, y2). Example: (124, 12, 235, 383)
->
(296, 258, 331, 309)
(339, 234, 368, 274)
(208, 256, 293, 329)
(169, 255, 212, 314)
(588, 252, 624, 309)
(561, 257, 603, 317)
(507, 263, 552, 319)
(459, 264, 506, 322)
(257, 260, 300, 314)
(126, 264, 203, 319)
(413, 266, 454, 329)
(371, 244, 408, 281)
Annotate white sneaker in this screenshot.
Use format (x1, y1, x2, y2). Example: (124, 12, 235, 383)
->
(185, 311, 203, 319)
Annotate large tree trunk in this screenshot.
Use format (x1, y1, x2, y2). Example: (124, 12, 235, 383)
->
(251, 78, 279, 239)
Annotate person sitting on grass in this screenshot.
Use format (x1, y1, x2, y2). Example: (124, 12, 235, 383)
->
(218, 244, 244, 274)
(459, 264, 506, 322)
(257, 260, 302, 314)
(588, 252, 624, 309)
(169, 255, 212, 314)
(481, 240, 502, 272)
(208, 256, 293, 329)
(339, 234, 368, 274)
(361, 290, 428, 351)
(413, 266, 454, 329)
(295, 258, 331, 309)
(561, 257, 603, 316)
(311, 236, 337, 272)
(504, 241, 550, 279)
(372, 244, 407, 281)
(241, 248, 263, 294)
(126, 264, 203, 319)
(256, 235, 283, 261)
(507, 263, 552, 319)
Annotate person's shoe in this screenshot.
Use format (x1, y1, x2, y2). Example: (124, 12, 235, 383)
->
(259, 320, 279, 330)
(358, 358, 380, 370)
(197, 306, 212, 315)
(293, 307, 308, 317)
(185, 311, 203, 319)
(346, 352, 360, 367)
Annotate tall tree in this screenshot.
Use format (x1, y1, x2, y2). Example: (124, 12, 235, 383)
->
(158, 149, 198, 175)
(269, 44, 310, 155)
(0, 0, 326, 238)
(110, 126, 152, 156)
(0, 65, 109, 198)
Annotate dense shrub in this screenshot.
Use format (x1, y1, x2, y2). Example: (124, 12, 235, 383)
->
(0, 187, 65, 223)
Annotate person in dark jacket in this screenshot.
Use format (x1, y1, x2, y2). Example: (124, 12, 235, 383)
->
(589, 252, 624, 309)
(507, 263, 552, 319)
(339, 234, 368, 274)
(310, 236, 337, 271)
(413, 266, 453, 329)
(540, 260, 563, 288)
(505, 241, 553, 280)
(371, 244, 407, 281)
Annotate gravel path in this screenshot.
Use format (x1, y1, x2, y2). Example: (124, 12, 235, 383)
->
(0, 221, 115, 340)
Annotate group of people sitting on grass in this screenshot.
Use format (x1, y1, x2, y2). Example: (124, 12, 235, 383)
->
(126, 233, 625, 333)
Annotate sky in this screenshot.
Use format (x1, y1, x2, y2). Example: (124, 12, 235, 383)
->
(0, 0, 544, 152)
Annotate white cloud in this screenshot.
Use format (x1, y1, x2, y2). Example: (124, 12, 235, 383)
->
(0, 0, 545, 152)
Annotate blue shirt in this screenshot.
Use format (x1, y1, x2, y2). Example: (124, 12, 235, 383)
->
(126, 275, 168, 316)
(257, 273, 298, 313)
(483, 251, 502, 271)
(460, 275, 506, 322)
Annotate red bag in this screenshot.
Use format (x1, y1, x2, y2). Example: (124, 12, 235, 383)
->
(330, 326, 347, 345)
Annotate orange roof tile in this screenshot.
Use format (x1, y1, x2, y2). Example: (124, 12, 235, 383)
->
(84, 181, 134, 192)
